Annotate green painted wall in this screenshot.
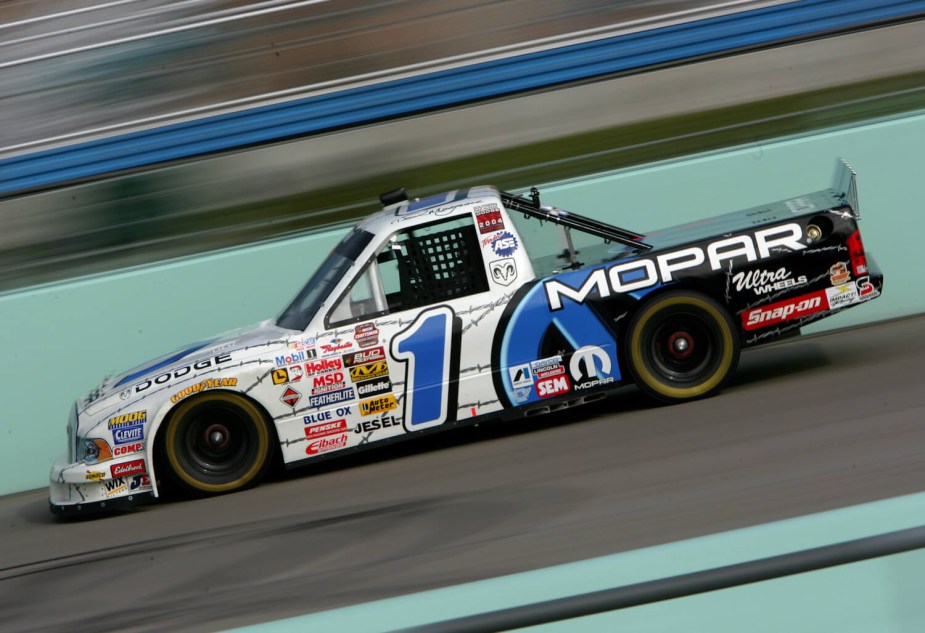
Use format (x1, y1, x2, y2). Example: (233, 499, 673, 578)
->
(2, 110, 924, 496)
(225, 491, 925, 632)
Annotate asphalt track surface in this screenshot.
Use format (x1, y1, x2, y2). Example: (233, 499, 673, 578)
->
(1, 314, 924, 632)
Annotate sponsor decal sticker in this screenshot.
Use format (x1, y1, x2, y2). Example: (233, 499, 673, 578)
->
(489, 258, 517, 286)
(536, 375, 571, 398)
(354, 323, 380, 348)
(360, 395, 398, 416)
(342, 347, 386, 368)
(281, 387, 302, 408)
(272, 368, 290, 385)
(288, 364, 304, 382)
(288, 338, 316, 351)
(113, 442, 144, 457)
(108, 411, 147, 445)
(105, 477, 128, 497)
(742, 290, 827, 330)
(356, 377, 393, 398)
(531, 356, 564, 379)
(858, 275, 879, 300)
(111, 459, 146, 478)
(829, 261, 851, 285)
(311, 371, 347, 395)
(352, 414, 401, 434)
(304, 420, 348, 439)
(306, 357, 342, 375)
(508, 364, 534, 388)
(475, 204, 505, 234)
(306, 434, 348, 455)
(130, 474, 152, 490)
(304, 406, 352, 424)
(134, 354, 232, 393)
(826, 282, 860, 309)
(349, 361, 389, 383)
(569, 345, 615, 390)
(85, 470, 105, 481)
(544, 223, 806, 311)
(320, 338, 353, 356)
(489, 231, 519, 257)
(732, 267, 807, 296)
(307, 387, 355, 408)
(276, 350, 314, 366)
(170, 377, 238, 404)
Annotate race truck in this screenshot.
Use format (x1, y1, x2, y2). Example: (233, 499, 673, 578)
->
(50, 160, 882, 513)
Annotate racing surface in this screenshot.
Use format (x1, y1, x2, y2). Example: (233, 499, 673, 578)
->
(2, 314, 924, 632)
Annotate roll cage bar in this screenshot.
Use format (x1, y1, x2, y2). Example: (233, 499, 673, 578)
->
(500, 189, 652, 254)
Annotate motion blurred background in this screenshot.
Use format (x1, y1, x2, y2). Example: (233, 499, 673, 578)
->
(3, 0, 923, 291)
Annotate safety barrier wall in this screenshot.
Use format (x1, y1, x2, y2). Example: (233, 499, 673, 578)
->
(224, 491, 925, 632)
(2, 0, 924, 195)
(1, 108, 923, 497)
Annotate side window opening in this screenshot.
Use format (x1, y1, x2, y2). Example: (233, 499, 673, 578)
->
(329, 216, 489, 326)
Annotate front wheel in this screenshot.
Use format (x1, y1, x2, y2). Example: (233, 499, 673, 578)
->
(626, 291, 740, 403)
(161, 391, 273, 496)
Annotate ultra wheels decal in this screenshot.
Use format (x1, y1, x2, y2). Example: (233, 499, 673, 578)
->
(162, 391, 273, 495)
(626, 291, 739, 402)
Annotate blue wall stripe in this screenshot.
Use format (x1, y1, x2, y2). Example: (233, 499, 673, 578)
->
(2, 0, 924, 195)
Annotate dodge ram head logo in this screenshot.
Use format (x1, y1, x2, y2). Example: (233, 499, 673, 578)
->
(490, 258, 517, 286)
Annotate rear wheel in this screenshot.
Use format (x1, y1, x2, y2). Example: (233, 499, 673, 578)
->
(162, 391, 273, 496)
(626, 291, 739, 403)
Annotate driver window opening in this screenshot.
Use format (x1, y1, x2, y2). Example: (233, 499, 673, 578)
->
(329, 215, 489, 326)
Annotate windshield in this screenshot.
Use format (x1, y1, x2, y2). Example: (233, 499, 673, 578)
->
(277, 227, 374, 330)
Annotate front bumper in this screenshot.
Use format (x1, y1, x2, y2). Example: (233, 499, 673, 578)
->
(49, 453, 156, 515)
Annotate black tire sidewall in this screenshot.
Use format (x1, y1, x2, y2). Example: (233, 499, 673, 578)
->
(627, 291, 739, 402)
(163, 392, 272, 495)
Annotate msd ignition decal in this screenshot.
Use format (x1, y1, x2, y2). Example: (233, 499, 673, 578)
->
(544, 223, 805, 311)
(742, 290, 827, 330)
(392, 305, 461, 432)
(490, 258, 517, 286)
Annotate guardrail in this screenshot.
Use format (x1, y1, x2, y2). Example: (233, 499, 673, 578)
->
(2, 0, 924, 196)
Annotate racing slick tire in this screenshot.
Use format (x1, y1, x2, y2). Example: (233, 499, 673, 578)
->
(161, 391, 273, 496)
(626, 291, 740, 403)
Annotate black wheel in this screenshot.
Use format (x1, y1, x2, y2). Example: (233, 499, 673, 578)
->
(626, 291, 740, 403)
(162, 391, 273, 496)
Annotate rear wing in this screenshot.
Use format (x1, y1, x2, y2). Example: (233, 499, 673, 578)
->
(833, 159, 860, 219)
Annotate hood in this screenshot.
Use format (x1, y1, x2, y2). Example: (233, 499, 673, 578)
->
(88, 320, 295, 406)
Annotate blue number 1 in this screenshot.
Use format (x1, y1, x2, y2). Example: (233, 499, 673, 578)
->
(392, 306, 454, 431)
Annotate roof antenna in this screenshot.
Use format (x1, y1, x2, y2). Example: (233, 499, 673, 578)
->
(530, 187, 541, 208)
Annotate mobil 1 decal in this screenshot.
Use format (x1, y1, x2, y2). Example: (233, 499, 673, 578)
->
(391, 305, 462, 432)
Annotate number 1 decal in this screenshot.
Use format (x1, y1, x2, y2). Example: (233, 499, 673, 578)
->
(392, 306, 457, 431)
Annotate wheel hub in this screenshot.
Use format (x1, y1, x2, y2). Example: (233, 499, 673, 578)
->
(204, 424, 231, 450)
(667, 331, 694, 359)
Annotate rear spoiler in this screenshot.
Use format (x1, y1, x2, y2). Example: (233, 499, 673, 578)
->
(833, 159, 860, 219)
